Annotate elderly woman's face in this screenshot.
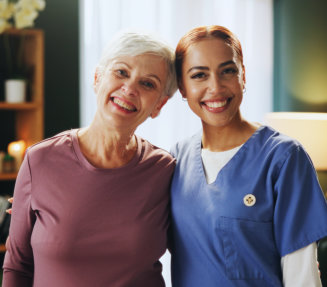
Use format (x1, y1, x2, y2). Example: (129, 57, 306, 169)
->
(95, 53, 168, 130)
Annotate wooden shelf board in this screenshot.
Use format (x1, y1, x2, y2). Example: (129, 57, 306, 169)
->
(0, 244, 6, 253)
(0, 173, 17, 181)
(2, 28, 43, 36)
(0, 102, 38, 110)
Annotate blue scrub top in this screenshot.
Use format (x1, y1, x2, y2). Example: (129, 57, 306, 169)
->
(170, 126, 327, 287)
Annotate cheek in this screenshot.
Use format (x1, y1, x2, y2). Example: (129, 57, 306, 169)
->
(143, 92, 162, 109)
(184, 82, 202, 98)
(97, 84, 107, 101)
(230, 77, 244, 93)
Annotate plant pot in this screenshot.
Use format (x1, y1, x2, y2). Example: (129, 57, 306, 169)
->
(5, 79, 26, 103)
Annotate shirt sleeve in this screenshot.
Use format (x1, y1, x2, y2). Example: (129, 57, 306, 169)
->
(281, 242, 322, 286)
(2, 152, 36, 286)
(273, 145, 327, 257)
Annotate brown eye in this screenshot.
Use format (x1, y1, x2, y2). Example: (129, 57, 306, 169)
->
(115, 69, 128, 77)
(190, 72, 207, 79)
(222, 67, 237, 75)
(140, 80, 155, 89)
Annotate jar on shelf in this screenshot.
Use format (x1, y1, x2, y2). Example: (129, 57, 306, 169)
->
(2, 154, 15, 173)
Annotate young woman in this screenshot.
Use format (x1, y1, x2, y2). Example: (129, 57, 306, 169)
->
(170, 25, 327, 286)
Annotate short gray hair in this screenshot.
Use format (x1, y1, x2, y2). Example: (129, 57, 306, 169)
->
(97, 31, 177, 98)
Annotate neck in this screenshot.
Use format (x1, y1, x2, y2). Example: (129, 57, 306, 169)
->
(77, 117, 138, 168)
(202, 114, 259, 152)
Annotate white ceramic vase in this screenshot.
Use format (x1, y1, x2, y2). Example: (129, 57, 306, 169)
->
(5, 79, 26, 103)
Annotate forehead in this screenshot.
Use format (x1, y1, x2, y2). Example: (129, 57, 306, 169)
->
(184, 39, 238, 67)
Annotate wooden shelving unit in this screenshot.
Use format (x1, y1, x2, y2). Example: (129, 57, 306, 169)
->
(0, 102, 38, 110)
(0, 173, 18, 181)
(0, 29, 44, 254)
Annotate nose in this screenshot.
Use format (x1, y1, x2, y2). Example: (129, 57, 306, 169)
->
(208, 74, 225, 95)
(121, 79, 138, 97)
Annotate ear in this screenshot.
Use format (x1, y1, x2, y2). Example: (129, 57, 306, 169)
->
(178, 80, 187, 99)
(150, 96, 169, 119)
(242, 65, 246, 86)
(93, 68, 101, 94)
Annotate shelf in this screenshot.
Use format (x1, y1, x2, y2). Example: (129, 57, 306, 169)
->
(0, 29, 44, 264)
(2, 28, 40, 37)
(0, 102, 39, 110)
(0, 173, 17, 181)
(0, 29, 44, 145)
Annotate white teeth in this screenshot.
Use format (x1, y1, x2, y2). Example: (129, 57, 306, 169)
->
(205, 100, 227, 108)
(113, 98, 135, 111)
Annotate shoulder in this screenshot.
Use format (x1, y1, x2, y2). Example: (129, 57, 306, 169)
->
(256, 125, 303, 155)
(170, 132, 200, 159)
(256, 125, 313, 173)
(138, 136, 176, 168)
(27, 129, 75, 159)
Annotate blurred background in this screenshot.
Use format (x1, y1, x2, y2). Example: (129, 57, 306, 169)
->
(0, 0, 327, 285)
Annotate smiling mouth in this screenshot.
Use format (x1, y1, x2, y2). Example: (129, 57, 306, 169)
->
(202, 98, 232, 110)
(111, 97, 137, 112)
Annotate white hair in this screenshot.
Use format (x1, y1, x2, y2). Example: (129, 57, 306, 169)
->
(97, 31, 177, 98)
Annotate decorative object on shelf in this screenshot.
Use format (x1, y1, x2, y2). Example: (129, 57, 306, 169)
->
(0, 151, 5, 173)
(1, 0, 46, 102)
(4, 78, 26, 102)
(0, 0, 46, 33)
(2, 154, 15, 173)
(7, 140, 26, 172)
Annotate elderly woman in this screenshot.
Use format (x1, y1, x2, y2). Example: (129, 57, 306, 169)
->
(2, 32, 177, 287)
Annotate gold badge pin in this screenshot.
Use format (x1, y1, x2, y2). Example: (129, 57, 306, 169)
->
(243, 194, 256, 207)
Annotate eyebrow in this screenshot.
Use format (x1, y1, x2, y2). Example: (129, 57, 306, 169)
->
(113, 61, 130, 68)
(187, 60, 236, 74)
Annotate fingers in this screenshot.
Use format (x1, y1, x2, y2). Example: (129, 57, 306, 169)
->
(6, 197, 13, 214)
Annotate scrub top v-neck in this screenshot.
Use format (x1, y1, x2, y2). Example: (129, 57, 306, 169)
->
(170, 126, 327, 287)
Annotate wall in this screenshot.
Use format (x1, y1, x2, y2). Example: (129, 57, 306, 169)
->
(274, 0, 327, 112)
(274, 1, 327, 284)
(274, 0, 327, 189)
(35, 0, 79, 138)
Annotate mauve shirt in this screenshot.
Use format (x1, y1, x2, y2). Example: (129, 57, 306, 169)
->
(3, 130, 175, 287)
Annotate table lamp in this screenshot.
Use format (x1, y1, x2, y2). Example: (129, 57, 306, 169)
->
(264, 112, 327, 195)
(8, 140, 26, 172)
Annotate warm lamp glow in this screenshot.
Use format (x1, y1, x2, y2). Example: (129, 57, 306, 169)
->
(8, 140, 26, 172)
(264, 112, 327, 170)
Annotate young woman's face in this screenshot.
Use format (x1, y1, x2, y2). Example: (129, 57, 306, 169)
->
(95, 54, 168, 131)
(180, 38, 245, 129)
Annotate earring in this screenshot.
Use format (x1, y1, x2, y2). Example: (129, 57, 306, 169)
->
(182, 97, 187, 102)
(243, 87, 246, 94)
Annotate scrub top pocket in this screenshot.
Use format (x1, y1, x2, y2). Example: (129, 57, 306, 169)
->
(219, 216, 280, 283)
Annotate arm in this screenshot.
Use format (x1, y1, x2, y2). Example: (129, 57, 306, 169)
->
(2, 153, 36, 286)
(282, 242, 322, 287)
(273, 145, 327, 256)
(272, 145, 327, 286)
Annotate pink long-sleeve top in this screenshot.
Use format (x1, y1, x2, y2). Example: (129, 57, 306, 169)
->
(3, 130, 175, 287)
